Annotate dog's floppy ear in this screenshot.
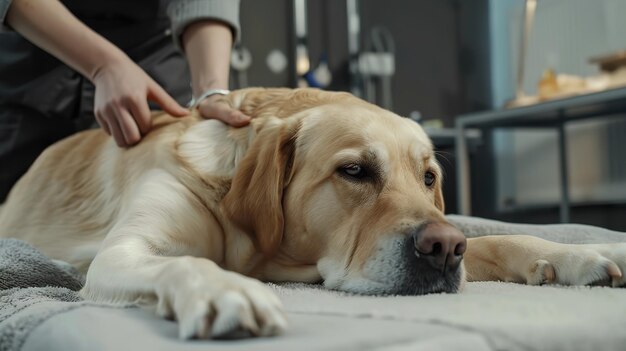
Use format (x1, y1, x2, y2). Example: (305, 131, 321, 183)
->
(221, 119, 299, 256)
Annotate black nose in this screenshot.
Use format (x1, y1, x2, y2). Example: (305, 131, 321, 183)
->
(412, 222, 466, 273)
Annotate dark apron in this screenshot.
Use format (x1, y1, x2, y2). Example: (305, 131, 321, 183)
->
(0, 0, 191, 201)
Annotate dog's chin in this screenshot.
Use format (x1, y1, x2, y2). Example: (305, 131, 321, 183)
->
(319, 237, 464, 296)
(319, 259, 464, 296)
(330, 268, 463, 296)
(391, 267, 463, 295)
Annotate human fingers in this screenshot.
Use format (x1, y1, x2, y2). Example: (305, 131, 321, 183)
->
(147, 79, 189, 117)
(127, 95, 152, 136)
(105, 110, 127, 147)
(95, 110, 111, 135)
(113, 106, 142, 146)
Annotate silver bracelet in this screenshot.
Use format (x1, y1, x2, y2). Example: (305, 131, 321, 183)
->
(187, 89, 230, 108)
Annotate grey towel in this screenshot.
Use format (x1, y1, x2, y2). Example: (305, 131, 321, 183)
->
(0, 287, 84, 351)
(0, 238, 84, 291)
(0, 239, 87, 351)
(447, 215, 626, 244)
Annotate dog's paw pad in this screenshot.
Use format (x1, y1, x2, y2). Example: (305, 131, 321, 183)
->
(604, 261, 626, 288)
(607, 261, 622, 279)
(177, 298, 214, 339)
(586, 261, 626, 287)
(527, 259, 555, 285)
(211, 291, 259, 338)
(156, 296, 174, 320)
(255, 307, 288, 336)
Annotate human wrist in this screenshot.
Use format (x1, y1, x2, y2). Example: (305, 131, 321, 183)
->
(184, 21, 232, 96)
(191, 77, 229, 97)
(88, 50, 131, 83)
(188, 88, 230, 108)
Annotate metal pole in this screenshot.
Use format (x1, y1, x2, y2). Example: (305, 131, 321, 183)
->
(293, 0, 310, 79)
(346, 0, 362, 97)
(456, 120, 471, 215)
(516, 0, 537, 99)
(557, 114, 571, 223)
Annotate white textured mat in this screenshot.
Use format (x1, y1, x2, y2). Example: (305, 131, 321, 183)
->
(20, 281, 626, 351)
(14, 216, 626, 351)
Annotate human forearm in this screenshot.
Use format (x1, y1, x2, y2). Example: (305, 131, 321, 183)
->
(6, 0, 128, 81)
(181, 20, 249, 127)
(182, 20, 233, 96)
(7, 0, 188, 147)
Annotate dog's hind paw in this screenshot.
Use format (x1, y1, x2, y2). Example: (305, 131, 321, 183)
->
(526, 259, 555, 285)
(594, 246, 626, 288)
(545, 243, 626, 288)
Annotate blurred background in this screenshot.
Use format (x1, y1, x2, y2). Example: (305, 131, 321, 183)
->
(232, 0, 626, 230)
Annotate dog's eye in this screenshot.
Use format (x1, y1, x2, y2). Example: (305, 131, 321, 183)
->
(340, 164, 368, 179)
(424, 171, 436, 187)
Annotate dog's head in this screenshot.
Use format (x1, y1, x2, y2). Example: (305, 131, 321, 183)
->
(222, 88, 466, 295)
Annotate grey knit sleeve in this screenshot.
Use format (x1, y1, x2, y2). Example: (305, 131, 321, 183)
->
(0, 0, 13, 32)
(167, 0, 241, 52)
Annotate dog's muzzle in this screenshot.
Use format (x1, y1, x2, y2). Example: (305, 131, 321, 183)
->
(393, 222, 466, 295)
(412, 222, 466, 274)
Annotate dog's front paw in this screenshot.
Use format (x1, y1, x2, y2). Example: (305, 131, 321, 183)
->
(549, 244, 626, 287)
(156, 258, 287, 339)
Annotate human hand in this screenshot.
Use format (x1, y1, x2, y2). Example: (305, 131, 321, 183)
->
(197, 94, 251, 127)
(93, 58, 189, 147)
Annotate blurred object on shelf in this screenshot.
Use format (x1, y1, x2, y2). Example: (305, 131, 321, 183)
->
(589, 51, 626, 73)
(537, 68, 559, 98)
(507, 57, 626, 108)
(537, 69, 586, 101)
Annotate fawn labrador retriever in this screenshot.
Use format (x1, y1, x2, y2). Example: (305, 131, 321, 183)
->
(1, 88, 625, 339)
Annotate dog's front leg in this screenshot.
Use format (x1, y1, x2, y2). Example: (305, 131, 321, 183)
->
(85, 251, 286, 339)
(81, 171, 286, 339)
(465, 235, 626, 287)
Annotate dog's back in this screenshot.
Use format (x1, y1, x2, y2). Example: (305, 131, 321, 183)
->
(0, 113, 192, 270)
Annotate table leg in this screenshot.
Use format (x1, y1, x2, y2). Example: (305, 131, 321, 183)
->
(557, 120, 571, 223)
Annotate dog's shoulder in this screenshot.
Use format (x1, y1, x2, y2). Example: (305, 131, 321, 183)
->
(173, 87, 360, 175)
(174, 113, 253, 179)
